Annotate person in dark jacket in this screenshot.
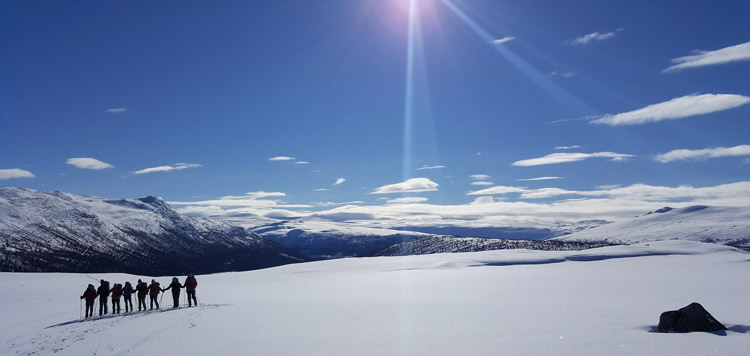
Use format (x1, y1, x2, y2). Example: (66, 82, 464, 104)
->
(135, 279, 148, 311)
(110, 283, 123, 314)
(122, 281, 135, 313)
(148, 279, 161, 310)
(80, 284, 97, 318)
(184, 274, 198, 307)
(96, 279, 111, 316)
(162, 277, 184, 308)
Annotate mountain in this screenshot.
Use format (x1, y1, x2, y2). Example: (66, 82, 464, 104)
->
(208, 213, 608, 258)
(362, 235, 612, 257)
(0, 187, 308, 274)
(553, 205, 750, 250)
(251, 218, 427, 258)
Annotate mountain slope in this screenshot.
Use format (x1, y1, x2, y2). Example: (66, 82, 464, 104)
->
(553, 205, 750, 249)
(0, 188, 308, 274)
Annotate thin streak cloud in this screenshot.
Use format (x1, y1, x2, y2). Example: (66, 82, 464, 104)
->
(591, 94, 750, 126)
(655, 145, 750, 163)
(663, 41, 750, 73)
(134, 163, 201, 174)
(512, 152, 634, 167)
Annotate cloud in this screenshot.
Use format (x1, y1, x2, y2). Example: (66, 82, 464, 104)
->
(590, 94, 750, 126)
(386, 197, 429, 204)
(493, 36, 515, 44)
(471, 181, 494, 186)
(570, 29, 621, 45)
(555, 145, 581, 150)
(517, 177, 563, 181)
(512, 152, 634, 167)
(295, 161, 310, 165)
(417, 165, 447, 170)
(370, 177, 439, 194)
(654, 144, 750, 163)
(333, 178, 346, 186)
(663, 41, 750, 73)
(134, 163, 201, 174)
(105, 108, 128, 113)
(66, 158, 114, 170)
(314, 188, 329, 192)
(468, 186, 528, 195)
(549, 71, 575, 78)
(269, 156, 295, 161)
(0, 168, 35, 179)
(470, 174, 491, 180)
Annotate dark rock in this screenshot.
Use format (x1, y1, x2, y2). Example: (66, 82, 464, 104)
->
(658, 302, 727, 333)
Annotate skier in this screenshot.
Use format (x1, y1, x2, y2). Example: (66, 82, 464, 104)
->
(162, 277, 184, 308)
(122, 281, 135, 313)
(96, 279, 111, 316)
(184, 273, 198, 307)
(135, 279, 148, 311)
(110, 283, 123, 314)
(80, 284, 97, 318)
(148, 279, 161, 310)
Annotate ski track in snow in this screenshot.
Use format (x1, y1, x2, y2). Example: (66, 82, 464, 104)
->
(2, 305, 223, 356)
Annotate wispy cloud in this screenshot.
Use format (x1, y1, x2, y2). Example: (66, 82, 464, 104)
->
(591, 94, 750, 126)
(314, 188, 329, 192)
(0, 168, 35, 179)
(105, 108, 128, 113)
(549, 70, 575, 78)
(370, 178, 438, 194)
(269, 156, 295, 161)
(470, 174, 491, 180)
(493, 36, 515, 44)
(655, 144, 750, 163)
(295, 161, 310, 165)
(66, 158, 114, 170)
(471, 181, 494, 186)
(517, 177, 563, 181)
(468, 186, 528, 195)
(333, 178, 346, 186)
(512, 152, 634, 167)
(663, 41, 750, 73)
(417, 165, 447, 170)
(555, 145, 581, 150)
(570, 29, 622, 45)
(386, 197, 429, 204)
(134, 163, 201, 174)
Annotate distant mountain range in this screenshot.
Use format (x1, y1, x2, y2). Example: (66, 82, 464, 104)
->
(553, 205, 750, 250)
(0, 188, 308, 274)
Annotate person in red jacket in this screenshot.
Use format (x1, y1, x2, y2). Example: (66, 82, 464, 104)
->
(148, 279, 161, 310)
(183, 274, 198, 307)
(80, 284, 97, 318)
(110, 283, 123, 314)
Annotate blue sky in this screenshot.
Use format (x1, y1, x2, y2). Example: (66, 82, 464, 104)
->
(2, 0, 749, 226)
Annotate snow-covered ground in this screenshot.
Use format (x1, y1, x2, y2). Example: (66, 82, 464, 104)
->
(2, 240, 749, 356)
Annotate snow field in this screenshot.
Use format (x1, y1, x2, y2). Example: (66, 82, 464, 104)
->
(1, 240, 749, 355)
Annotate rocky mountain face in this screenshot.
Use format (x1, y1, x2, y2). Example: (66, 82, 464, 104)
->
(0, 188, 308, 274)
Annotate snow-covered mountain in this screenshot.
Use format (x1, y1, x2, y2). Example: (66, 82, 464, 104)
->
(214, 215, 608, 258)
(553, 205, 750, 249)
(0, 187, 308, 274)
(363, 235, 613, 257)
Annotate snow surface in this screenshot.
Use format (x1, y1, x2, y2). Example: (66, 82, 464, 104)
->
(554, 205, 750, 245)
(2, 240, 749, 355)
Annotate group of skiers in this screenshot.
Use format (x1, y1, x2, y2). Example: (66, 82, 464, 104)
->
(80, 274, 198, 318)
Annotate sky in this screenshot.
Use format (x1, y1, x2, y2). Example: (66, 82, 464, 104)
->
(2, 0, 749, 228)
